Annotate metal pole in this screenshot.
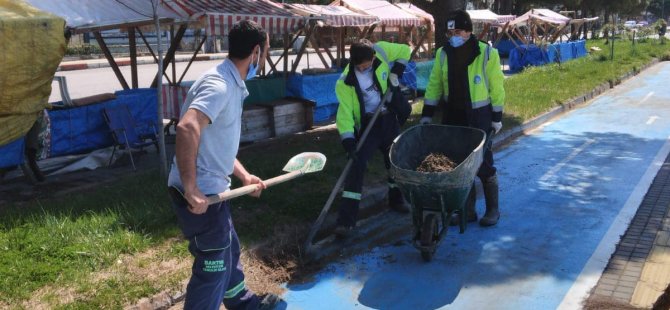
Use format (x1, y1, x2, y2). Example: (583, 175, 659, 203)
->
(153, 1, 168, 178)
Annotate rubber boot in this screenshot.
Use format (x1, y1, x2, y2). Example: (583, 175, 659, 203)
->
(449, 183, 477, 226)
(479, 175, 500, 227)
(388, 187, 410, 213)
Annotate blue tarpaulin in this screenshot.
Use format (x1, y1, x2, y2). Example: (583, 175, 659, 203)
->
(414, 60, 434, 92)
(399, 61, 417, 90)
(572, 40, 587, 58)
(49, 89, 157, 157)
(287, 72, 340, 123)
(400, 60, 434, 92)
(495, 39, 524, 57)
(509, 40, 588, 72)
(0, 137, 25, 169)
(509, 44, 548, 72)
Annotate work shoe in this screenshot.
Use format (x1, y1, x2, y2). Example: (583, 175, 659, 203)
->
(258, 293, 282, 310)
(388, 187, 410, 213)
(333, 225, 355, 239)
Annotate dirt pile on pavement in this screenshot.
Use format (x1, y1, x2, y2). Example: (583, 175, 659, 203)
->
(243, 224, 311, 295)
(416, 153, 458, 172)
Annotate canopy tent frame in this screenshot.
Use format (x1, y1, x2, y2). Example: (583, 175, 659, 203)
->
(333, 0, 433, 59)
(160, 0, 307, 82)
(278, 3, 382, 74)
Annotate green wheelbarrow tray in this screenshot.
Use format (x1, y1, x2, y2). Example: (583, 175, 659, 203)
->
(389, 125, 486, 261)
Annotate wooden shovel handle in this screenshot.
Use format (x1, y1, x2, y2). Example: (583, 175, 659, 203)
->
(206, 169, 304, 204)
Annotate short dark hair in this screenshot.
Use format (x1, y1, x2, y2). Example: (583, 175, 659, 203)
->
(349, 39, 375, 66)
(228, 20, 267, 59)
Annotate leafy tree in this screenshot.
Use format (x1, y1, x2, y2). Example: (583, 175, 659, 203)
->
(647, 0, 670, 19)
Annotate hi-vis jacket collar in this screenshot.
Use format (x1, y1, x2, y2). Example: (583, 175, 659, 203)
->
(344, 57, 382, 86)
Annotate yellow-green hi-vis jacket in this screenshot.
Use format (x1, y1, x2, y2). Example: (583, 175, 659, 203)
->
(335, 41, 411, 141)
(422, 41, 505, 123)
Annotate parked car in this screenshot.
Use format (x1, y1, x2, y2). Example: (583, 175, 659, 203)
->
(637, 21, 649, 27)
(624, 20, 637, 28)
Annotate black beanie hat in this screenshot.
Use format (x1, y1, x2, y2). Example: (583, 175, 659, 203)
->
(446, 10, 473, 32)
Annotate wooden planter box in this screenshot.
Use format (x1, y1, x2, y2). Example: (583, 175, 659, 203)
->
(241, 97, 315, 143)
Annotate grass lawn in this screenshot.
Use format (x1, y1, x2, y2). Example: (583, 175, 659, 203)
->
(1, 38, 669, 309)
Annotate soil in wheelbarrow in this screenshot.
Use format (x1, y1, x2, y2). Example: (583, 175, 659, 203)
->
(416, 153, 459, 173)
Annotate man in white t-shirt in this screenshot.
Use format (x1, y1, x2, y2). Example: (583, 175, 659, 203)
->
(167, 20, 280, 310)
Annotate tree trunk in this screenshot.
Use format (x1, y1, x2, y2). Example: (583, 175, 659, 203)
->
(412, 0, 466, 50)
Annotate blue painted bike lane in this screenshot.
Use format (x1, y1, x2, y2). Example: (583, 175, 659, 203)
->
(281, 62, 670, 310)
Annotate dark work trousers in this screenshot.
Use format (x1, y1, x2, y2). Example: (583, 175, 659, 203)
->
(170, 198, 259, 310)
(442, 104, 497, 180)
(337, 112, 400, 227)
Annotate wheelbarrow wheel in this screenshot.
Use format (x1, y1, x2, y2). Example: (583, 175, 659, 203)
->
(420, 213, 439, 262)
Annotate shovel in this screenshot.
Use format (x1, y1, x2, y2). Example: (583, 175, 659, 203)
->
(169, 152, 326, 206)
(303, 93, 390, 257)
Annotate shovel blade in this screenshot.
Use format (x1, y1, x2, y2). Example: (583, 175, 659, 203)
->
(282, 152, 326, 173)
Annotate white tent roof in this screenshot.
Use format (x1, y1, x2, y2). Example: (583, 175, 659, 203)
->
(25, 0, 182, 33)
(284, 3, 379, 27)
(161, 0, 305, 36)
(468, 9, 499, 23)
(395, 3, 434, 23)
(334, 0, 425, 27)
(510, 8, 570, 26)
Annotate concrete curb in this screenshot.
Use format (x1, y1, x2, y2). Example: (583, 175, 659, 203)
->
(132, 58, 666, 310)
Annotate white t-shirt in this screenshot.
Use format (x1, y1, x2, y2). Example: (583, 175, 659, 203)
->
(354, 67, 382, 114)
(168, 59, 249, 194)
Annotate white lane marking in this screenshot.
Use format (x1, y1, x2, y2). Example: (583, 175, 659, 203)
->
(557, 136, 670, 310)
(647, 116, 659, 125)
(539, 139, 596, 182)
(638, 91, 655, 105)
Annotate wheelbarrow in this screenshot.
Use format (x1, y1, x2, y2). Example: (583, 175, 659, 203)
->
(389, 125, 486, 261)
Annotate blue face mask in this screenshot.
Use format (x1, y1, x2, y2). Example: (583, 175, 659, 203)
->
(246, 47, 261, 80)
(450, 36, 466, 48)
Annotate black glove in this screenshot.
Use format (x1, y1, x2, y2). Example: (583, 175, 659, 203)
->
(341, 138, 357, 161)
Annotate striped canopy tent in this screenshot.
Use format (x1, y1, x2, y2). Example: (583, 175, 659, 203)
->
(394, 2, 435, 57)
(161, 0, 305, 36)
(26, 0, 190, 91)
(467, 9, 518, 42)
(395, 3, 434, 25)
(332, 0, 424, 28)
(26, 0, 183, 33)
(503, 9, 576, 45)
(468, 9, 501, 23)
(510, 8, 571, 26)
(284, 3, 379, 27)
(281, 3, 381, 72)
(497, 15, 516, 24)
